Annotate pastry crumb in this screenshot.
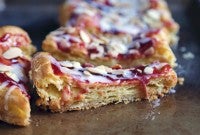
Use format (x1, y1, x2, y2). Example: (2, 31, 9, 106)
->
(152, 99, 160, 108)
(169, 89, 176, 94)
(178, 77, 184, 85)
(182, 52, 195, 60)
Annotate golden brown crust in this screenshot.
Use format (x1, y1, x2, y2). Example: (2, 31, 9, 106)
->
(155, 0, 179, 45)
(31, 52, 177, 112)
(0, 25, 36, 57)
(31, 52, 58, 87)
(42, 28, 176, 67)
(0, 25, 31, 39)
(0, 87, 30, 126)
(59, 3, 72, 27)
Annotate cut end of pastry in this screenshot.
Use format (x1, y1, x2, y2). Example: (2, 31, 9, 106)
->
(32, 52, 177, 112)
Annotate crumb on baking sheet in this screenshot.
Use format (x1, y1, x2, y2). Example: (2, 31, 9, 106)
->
(180, 46, 186, 52)
(178, 77, 184, 85)
(169, 89, 176, 94)
(152, 99, 160, 108)
(182, 52, 195, 60)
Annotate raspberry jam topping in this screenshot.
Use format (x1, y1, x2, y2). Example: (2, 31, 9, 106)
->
(0, 73, 27, 92)
(51, 63, 64, 76)
(51, 57, 171, 85)
(52, 27, 158, 60)
(0, 56, 31, 98)
(0, 56, 12, 66)
(51, 57, 171, 100)
(51, 0, 173, 60)
(104, 0, 113, 6)
(57, 42, 70, 53)
(0, 32, 31, 98)
(0, 34, 10, 42)
(0, 73, 19, 87)
(0, 33, 29, 49)
(66, 0, 164, 35)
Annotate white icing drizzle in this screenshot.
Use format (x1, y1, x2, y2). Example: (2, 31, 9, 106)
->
(0, 82, 9, 90)
(0, 34, 27, 47)
(149, 62, 168, 70)
(51, 0, 166, 59)
(74, 2, 97, 16)
(4, 85, 17, 111)
(53, 34, 81, 48)
(67, 0, 153, 35)
(11, 64, 27, 82)
(51, 57, 170, 84)
(2, 64, 27, 83)
(51, 26, 157, 60)
(0, 59, 29, 96)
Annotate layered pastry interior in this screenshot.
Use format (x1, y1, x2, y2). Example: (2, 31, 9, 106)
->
(32, 52, 177, 112)
(59, 0, 179, 44)
(43, 26, 176, 67)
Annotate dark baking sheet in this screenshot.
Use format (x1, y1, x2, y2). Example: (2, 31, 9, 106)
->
(0, 0, 200, 134)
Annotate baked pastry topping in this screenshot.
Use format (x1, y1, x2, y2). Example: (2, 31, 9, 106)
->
(44, 0, 178, 67)
(0, 26, 36, 126)
(50, 27, 159, 59)
(44, 26, 176, 67)
(0, 54, 30, 95)
(31, 52, 177, 112)
(0, 26, 36, 57)
(0, 35, 31, 96)
(0, 33, 30, 49)
(61, 0, 179, 38)
(51, 57, 171, 85)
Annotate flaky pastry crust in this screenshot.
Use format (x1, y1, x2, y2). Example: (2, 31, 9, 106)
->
(0, 87, 30, 126)
(31, 52, 177, 112)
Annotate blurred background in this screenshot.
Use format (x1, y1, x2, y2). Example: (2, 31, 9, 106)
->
(0, 0, 65, 49)
(0, 0, 198, 50)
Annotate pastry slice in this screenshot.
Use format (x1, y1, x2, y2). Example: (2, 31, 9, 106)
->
(0, 26, 36, 57)
(31, 52, 177, 112)
(0, 26, 36, 126)
(0, 56, 30, 126)
(42, 26, 176, 68)
(59, 0, 179, 45)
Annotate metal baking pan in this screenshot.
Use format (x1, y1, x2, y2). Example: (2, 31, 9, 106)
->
(0, 0, 200, 134)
